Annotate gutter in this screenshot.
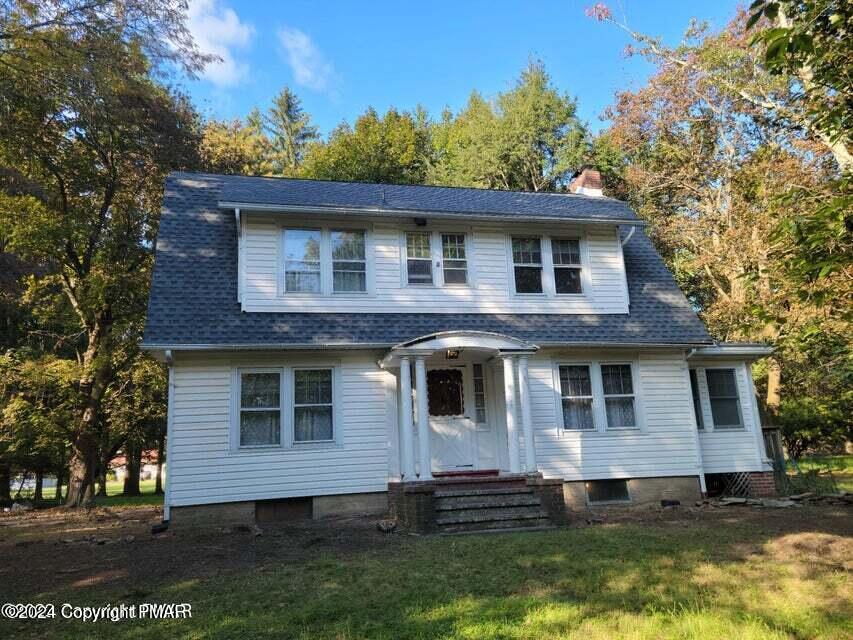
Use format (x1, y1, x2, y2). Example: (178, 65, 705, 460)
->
(217, 201, 647, 228)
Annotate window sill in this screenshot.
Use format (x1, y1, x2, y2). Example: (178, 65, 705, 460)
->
(700, 426, 747, 433)
(231, 442, 343, 455)
(559, 428, 645, 437)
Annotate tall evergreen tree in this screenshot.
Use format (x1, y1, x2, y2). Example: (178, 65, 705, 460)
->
(264, 88, 319, 175)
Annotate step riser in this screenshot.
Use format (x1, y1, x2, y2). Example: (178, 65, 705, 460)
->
(433, 481, 528, 492)
(436, 507, 549, 526)
(436, 496, 542, 511)
(434, 487, 535, 499)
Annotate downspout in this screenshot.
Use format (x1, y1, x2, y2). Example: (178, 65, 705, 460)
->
(163, 349, 175, 524)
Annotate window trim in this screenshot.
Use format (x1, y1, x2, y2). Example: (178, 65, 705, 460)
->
(553, 357, 645, 436)
(404, 230, 434, 286)
(704, 367, 745, 430)
(282, 228, 323, 295)
(509, 235, 546, 296)
(331, 229, 368, 294)
(230, 363, 343, 453)
(278, 224, 373, 298)
(292, 366, 336, 444)
(440, 232, 470, 287)
(599, 361, 640, 431)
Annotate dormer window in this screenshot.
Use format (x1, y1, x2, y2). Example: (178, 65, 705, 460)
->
(281, 226, 370, 295)
(552, 238, 583, 294)
(283, 229, 321, 293)
(511, 237, 543, 294)
(405, 232, 433, 285)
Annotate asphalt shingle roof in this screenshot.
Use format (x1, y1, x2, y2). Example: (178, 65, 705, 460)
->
(219, 174, 641, 222)
(142, 172, 711, 349)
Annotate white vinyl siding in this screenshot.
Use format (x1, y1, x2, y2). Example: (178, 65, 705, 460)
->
(167, 352, 391, 507)
(241, 215, 628, 313)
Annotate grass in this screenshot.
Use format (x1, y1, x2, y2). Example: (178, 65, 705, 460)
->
(6, 512, 851, 640)
(789, 454, 853, 493)
(12, 478, 163, 507)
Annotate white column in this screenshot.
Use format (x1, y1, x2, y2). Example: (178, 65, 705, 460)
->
(518, 355, 537, 473)
(398, 357, 416, 479)
(502, 355, 521, 473)
(414, 356, 432, 480)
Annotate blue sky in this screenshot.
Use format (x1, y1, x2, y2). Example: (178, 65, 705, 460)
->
(185, 0, 742, 136)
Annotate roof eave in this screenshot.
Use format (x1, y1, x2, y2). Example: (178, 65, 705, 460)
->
(217, 201, 646, 227)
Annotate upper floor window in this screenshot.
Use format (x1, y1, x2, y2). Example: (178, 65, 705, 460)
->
(331, 230, 366, 293)
(705, 368, 742, 428)
(601, 364, 636, 429)
(512, 237, 543, 294)
(283, 229, 321, 293)
(552, 238, 583, 294)
(281, 227, 368, 295)
(441, 234, 468, 285)
(406, 232, 433, 285)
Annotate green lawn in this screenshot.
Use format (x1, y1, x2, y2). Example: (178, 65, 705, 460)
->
(5, 511, 851, 640)
(13, 478, 163, 506)
(790, 454, 853, 493)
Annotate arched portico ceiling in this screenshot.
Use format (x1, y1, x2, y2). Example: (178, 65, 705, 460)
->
(380, 330, 537, 368)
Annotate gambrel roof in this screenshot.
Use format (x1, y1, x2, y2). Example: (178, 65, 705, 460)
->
(142, 172, 711, 350)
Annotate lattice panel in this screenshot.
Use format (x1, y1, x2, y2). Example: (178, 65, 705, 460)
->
(721, 472, 752, 497)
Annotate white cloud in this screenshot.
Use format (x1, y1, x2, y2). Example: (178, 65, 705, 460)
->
(277, 26, 338, 93)
(187, 0, 254, 87)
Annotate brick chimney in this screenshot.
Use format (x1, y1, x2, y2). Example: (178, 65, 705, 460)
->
(569, 167, 603, 197)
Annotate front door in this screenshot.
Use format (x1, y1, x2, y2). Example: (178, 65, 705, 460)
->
(426, 366, 477, 472)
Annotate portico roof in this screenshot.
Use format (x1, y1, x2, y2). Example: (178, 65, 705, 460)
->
(380, 331, 538, 368)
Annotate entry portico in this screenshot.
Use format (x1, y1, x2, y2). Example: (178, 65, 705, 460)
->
(380, 331, 539, 480)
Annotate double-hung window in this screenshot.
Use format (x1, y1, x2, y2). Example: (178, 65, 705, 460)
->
(512, 237, 543, 294)
(601, 364, 637, 429)
(551, 238, 583, 294)
(441, 234, 468, 285)
(293, 369, 334, 442)
(331, 230, 366, 293)
(283, 229, 321, 293)
(238, 371, 282, 447)
(559, 365, 595, 430)
(705, 368, 742, 428)
(406, 232, 433, 285)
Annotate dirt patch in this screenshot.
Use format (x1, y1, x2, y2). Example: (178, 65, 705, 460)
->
(2, 500, 850, 602)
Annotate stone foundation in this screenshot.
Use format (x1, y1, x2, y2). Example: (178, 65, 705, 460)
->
(562, 475, 702, 509)
(170, 491, 387, 526)
(748, 471, 777, 497)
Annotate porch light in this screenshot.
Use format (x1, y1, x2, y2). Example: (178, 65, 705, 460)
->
(445, 349, 460, 360)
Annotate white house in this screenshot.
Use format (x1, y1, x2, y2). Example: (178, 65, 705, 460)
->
(142, 170, 775, 532)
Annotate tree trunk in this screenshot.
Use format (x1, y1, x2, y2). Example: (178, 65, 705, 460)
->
(65, 316, 113, 508)
(154, 433, 165, 495)
(0, 463, 10, 504)
(34, 470, 43, 501)
(55, 467, 65, 503)
(123, 443, 141, 496)
(766, 358, 782, 415)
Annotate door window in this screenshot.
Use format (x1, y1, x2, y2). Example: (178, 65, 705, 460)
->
(427, 369, 464, 416)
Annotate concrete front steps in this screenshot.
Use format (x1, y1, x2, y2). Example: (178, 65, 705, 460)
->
(433, 482, 553, 534)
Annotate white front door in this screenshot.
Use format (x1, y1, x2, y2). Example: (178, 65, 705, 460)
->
(427, 366, 477, 472)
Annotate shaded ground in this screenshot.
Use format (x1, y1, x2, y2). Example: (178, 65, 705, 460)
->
(2, 501, 851, 639)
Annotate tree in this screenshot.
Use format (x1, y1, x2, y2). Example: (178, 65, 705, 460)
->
(593, 8, 850, 430)
(430, 61, 588, 191)
(0, 23, 200, 505)
(301, 107, 431, 184)
(199, 116, 272, 176)
(263, 87, 319, 175)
